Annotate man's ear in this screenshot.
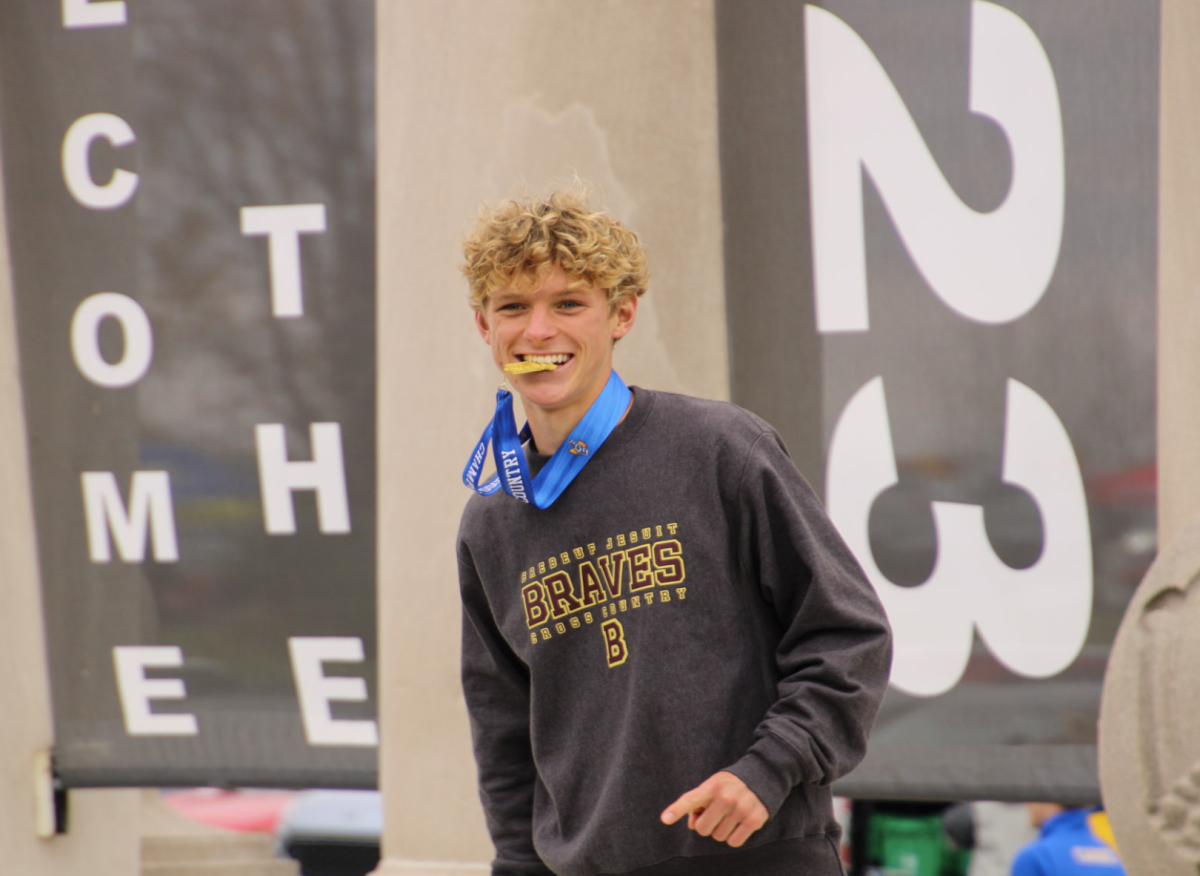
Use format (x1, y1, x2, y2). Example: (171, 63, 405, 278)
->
(611, 295, 638, 341)
(474, 309, 492, 344)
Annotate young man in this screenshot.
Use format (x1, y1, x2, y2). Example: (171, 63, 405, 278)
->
(457, 192, 891, 876)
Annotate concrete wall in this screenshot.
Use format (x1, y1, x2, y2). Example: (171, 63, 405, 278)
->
(1155, 0, 1200, 546)
(374, 1, 727, 870)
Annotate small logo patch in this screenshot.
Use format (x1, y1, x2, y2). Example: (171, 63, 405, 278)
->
(568, 439, 589, 456)
(1070, 846, 1120, 866)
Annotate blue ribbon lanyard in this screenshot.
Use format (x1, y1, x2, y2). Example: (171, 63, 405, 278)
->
(462, 371, 630, 509)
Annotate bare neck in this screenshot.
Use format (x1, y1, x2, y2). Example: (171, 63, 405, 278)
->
(524, 405, 585, 457)
(523, 388, 633, 457)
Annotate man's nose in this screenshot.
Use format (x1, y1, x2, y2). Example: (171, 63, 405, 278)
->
(524, 304, 556, 340)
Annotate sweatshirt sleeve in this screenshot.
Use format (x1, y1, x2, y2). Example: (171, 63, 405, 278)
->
(722, 428, 893, 816)
(458, 546, 555, 876)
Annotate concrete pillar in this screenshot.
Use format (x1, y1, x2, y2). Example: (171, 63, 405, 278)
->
(373, 1, 727, 872)
(1097, 2, 1200, 873)
(1154, 0, 1200, 547)
(0, 114, 141, 876)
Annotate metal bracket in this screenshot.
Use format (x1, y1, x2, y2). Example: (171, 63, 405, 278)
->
(33, 750, 67, 838)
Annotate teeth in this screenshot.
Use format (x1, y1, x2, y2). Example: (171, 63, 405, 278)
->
(523, 354, 570, 364)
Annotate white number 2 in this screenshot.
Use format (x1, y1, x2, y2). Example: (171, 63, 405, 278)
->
(806, 1, 1064, 332)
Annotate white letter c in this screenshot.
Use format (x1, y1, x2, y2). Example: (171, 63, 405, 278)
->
(62, 113, 139, 210)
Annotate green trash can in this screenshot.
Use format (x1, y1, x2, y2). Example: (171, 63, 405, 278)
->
(867, 812, 971, 876)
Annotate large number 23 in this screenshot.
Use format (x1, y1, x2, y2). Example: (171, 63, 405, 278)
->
(808, 2, 1092, 697)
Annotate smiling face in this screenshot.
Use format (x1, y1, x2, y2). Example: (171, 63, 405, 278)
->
(476, 267, 637, 433)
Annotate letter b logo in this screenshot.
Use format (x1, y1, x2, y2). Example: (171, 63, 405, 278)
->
(601, 619, 627, 667)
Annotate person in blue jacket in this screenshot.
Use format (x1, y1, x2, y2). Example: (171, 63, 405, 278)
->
(1011, 804, 1125, 875)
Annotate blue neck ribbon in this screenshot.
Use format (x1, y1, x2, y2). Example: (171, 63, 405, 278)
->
(463, 371, 630, 509)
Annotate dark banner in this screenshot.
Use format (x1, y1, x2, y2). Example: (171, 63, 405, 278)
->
(717, 0, 1158, 803)
(0, 0, 377, 788)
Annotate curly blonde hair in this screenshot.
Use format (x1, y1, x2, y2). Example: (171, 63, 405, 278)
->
(461, 191, 649, 313)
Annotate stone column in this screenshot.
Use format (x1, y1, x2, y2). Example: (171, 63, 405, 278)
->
(373, 1, 728, 872)
(1153, 0, 1200, 548)
(1097, 2, 1200, 873)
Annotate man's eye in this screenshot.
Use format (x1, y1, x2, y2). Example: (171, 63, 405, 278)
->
(559, 300, 583, 309)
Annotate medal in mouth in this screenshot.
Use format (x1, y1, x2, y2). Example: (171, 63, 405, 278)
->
(504, 361, 559, 374)
(504, 353, 571, 375)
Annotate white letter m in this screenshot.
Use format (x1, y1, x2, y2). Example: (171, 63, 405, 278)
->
(81, 471, 179, 563)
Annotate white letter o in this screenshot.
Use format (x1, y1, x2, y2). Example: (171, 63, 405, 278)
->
(62, 113, 139, 210)
(71, 293, 152, 388)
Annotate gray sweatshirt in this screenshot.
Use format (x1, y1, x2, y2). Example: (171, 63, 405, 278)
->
(458, 388, 892, 876)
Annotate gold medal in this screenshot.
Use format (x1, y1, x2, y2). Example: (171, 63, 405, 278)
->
(504, 361, 558, 374)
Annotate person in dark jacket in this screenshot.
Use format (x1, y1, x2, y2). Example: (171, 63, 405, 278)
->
(457, 191, 892, 876)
